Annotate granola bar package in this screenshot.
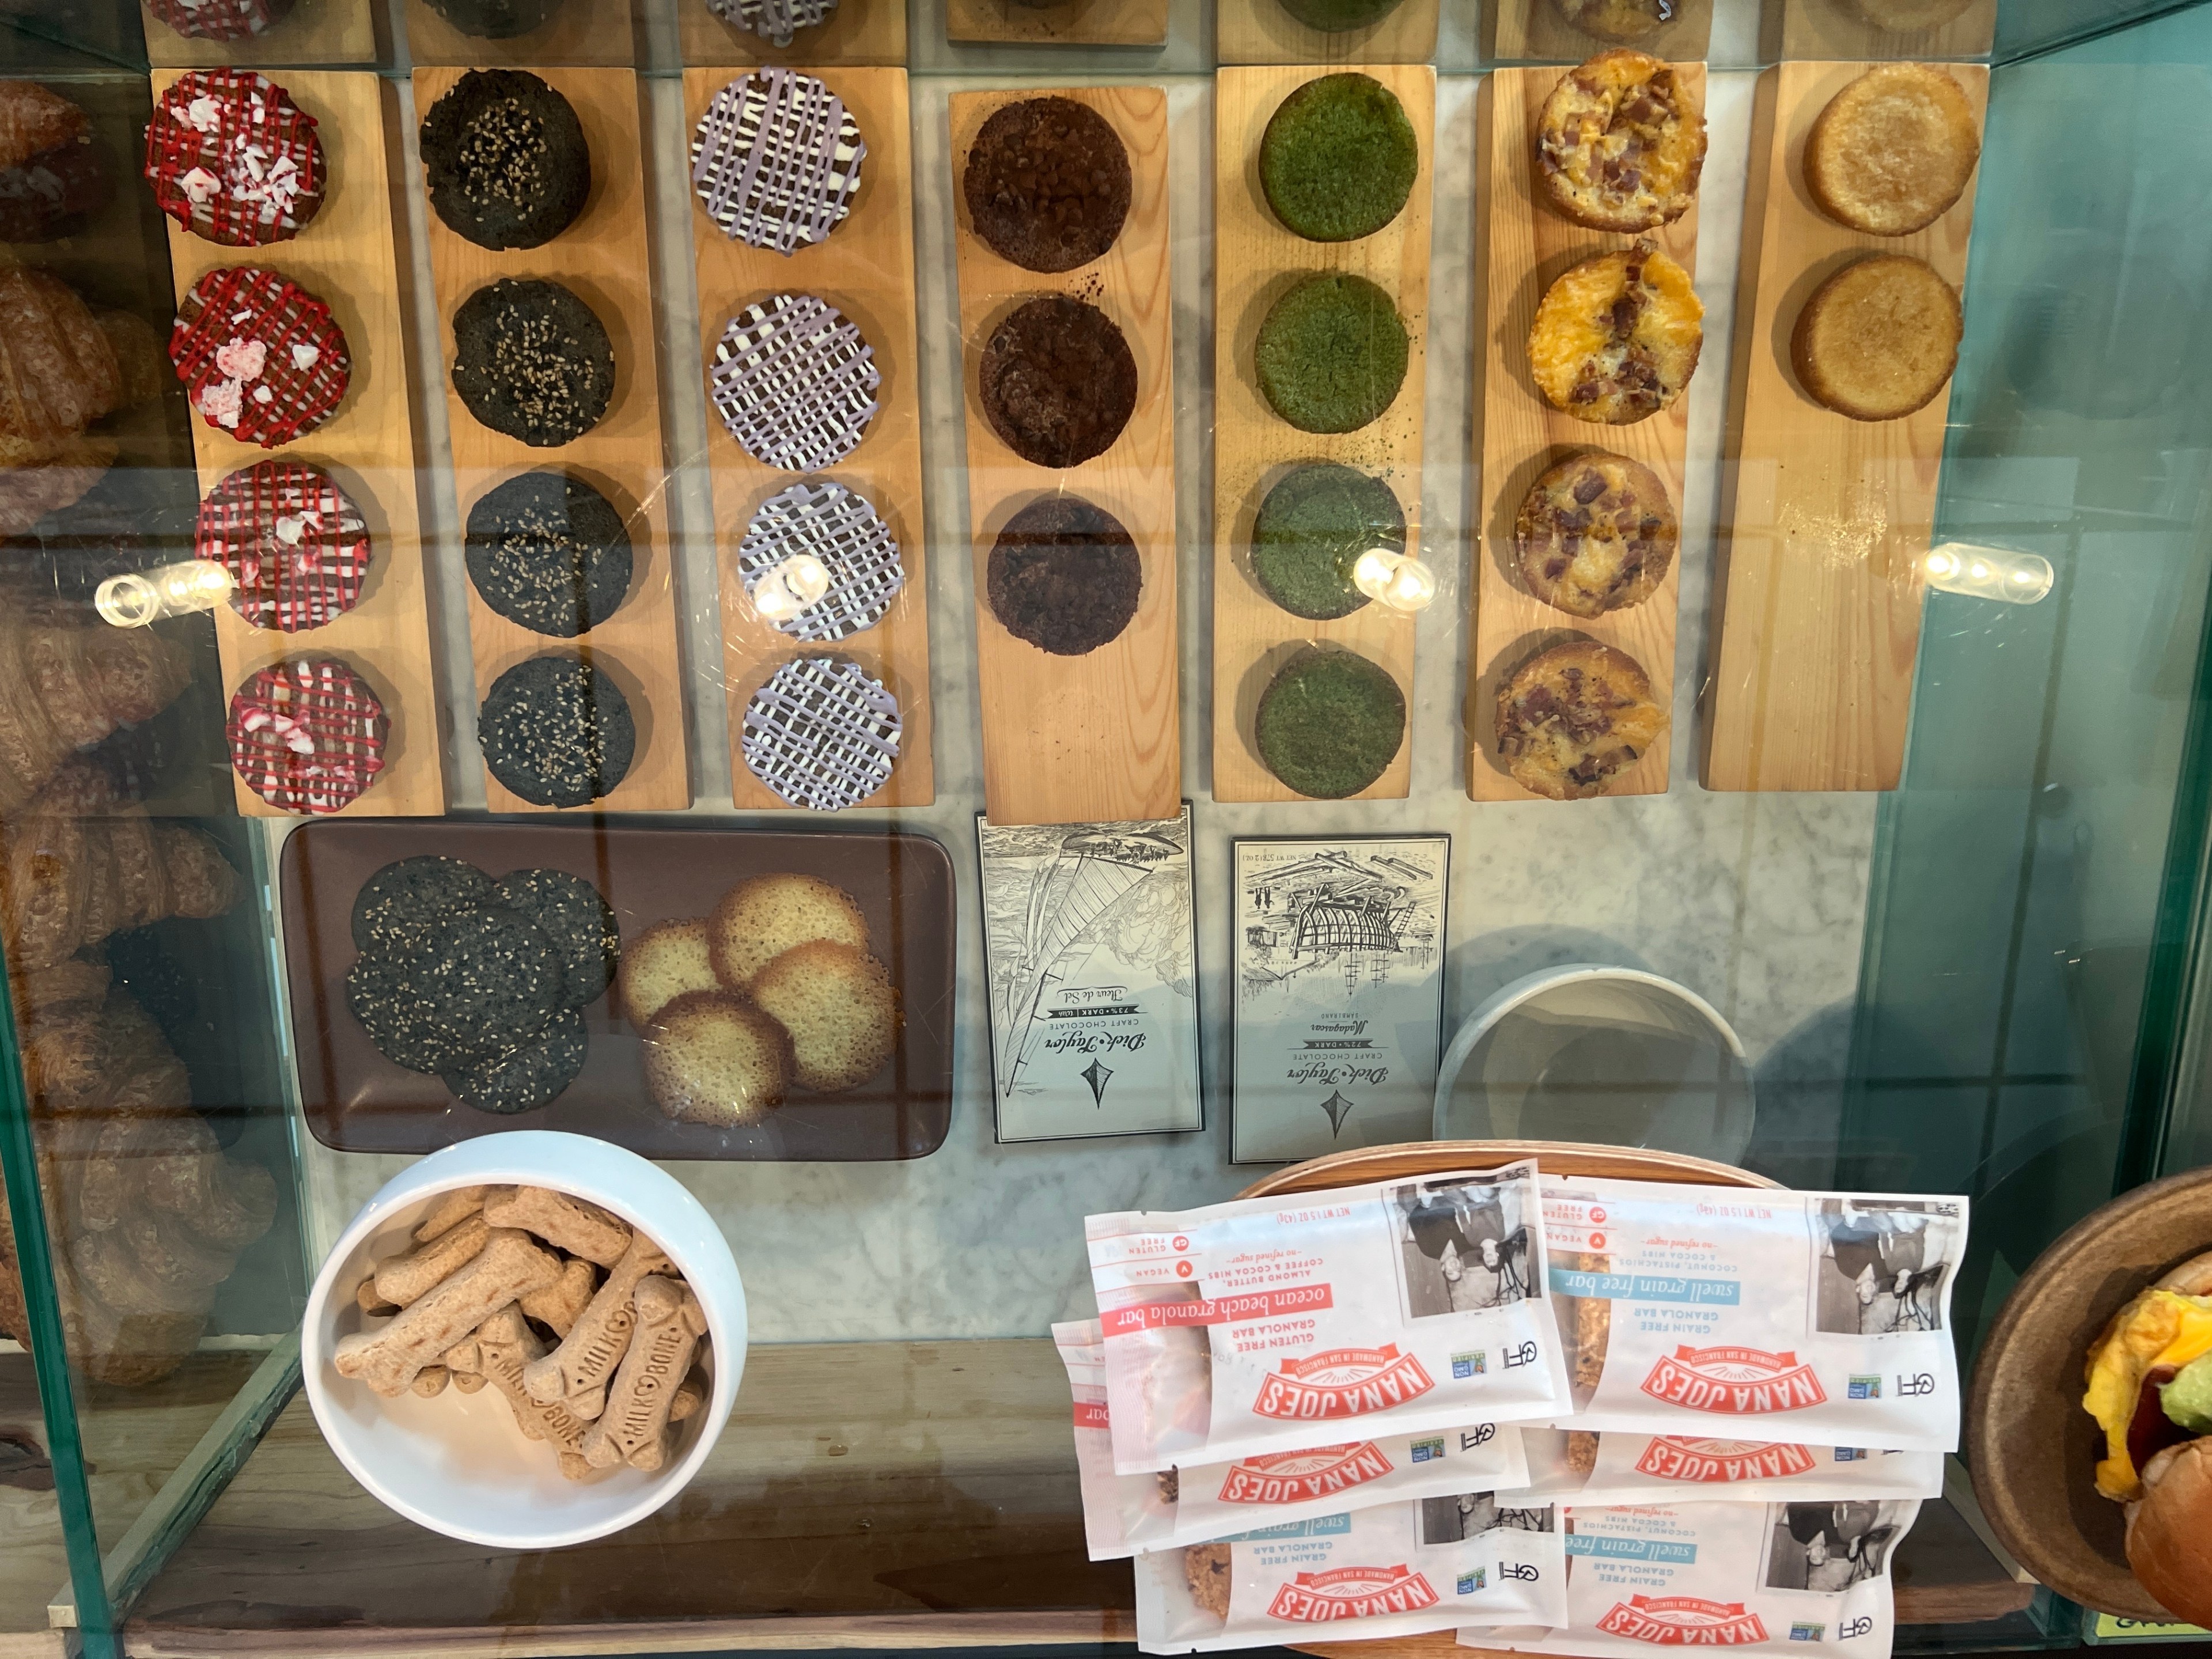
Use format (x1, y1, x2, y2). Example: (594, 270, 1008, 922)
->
(1138, 1497, 1568, 1653)
(1056, 1321, 1531, 1559)
(1517, 1428, 1944, 1506)
(1461, 1499, 1921, 1658)
(1088, 1161, 1571, 1475)
(1543, 1180, 1967, 1452)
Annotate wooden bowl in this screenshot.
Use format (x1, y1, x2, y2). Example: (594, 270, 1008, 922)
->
(1236, 1139, 1777, 1659)
(1966, 1164, 2212, 1620)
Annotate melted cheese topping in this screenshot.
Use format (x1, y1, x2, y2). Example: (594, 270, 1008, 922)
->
(2084, 1289, 2212, 1499)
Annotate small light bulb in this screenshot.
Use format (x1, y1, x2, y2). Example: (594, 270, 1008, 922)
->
(1969, 561, 1990, 580)
(1352, 548, 1437, 614)
(750, 554, 831, 623)
(93, 559, 233, 627)
(1922, 542, 2054, 607)
(1925, 551, 1956, 578)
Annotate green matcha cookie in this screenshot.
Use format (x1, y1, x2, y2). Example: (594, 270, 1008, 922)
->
(1251, 463, 1404, 620)
(1254, 273, 1410, 435)
(1279, 0, 1408, 30)
(1255, 648, 1406, 799)
(1260, 74, 1418, 244)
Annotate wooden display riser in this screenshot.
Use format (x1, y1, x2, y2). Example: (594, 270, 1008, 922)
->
(1486, 0, 1712, 64)
(403, 0, 638, 65)
(153, 70, 445, 820)
(680, 0, 908, 67)
(1216, 0, 1440, 64)
(946, 0, 1168, 45)
(138, 0, 379, 68)
(1762, 0, 1996, 62)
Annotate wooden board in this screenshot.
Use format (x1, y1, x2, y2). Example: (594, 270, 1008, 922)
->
(1467, 64, 1702, 802)
(154, 70, 445, 819)
(1486, 0, 1711, 64)
(1212, 64, 1433, 804)
(1762, 0, 1995, 63)
(414, 66, 691, 814)
(678, 0, 907, 67)
(404, 0, 638, 65)
(139, 0, 378, 68)
(1702, 61, 1987, 793)
(950, 86, 1179, 827)
(684, 66, 934, 810)
(1216, 0, 1439, 65)
(946, 0, 1168, 46)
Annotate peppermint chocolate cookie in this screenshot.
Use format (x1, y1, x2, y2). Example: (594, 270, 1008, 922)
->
(227, 657, 387, 813)
(1536, 51, 1706, 233)
(710, 293, 880, 472)
(1494, 639, 1666, 800)
(171, 266, 351, 446)
(195, 459, 372, 631)
(146, 0, 295, 40)
(146, 69, 324, 247)
(452, 278, 615, 448)
(420, 70, 591, 252)
(1528, 240, 1701, 425)
(963, 96, 1131, 273)
(1513, 450, 1675, 618)
(692, 69, 865, 255)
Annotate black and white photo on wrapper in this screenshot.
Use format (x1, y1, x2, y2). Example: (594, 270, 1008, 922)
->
(1419, 1490, 1556, 1544)
(1388, 1176, 1531, 1320)
(1762, 1500, 1912, 1594)
(1809, 1198, 1964, 1338)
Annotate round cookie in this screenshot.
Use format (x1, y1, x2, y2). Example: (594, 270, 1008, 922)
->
(146, 0, 295, 41)
(978, 295, 1138, 468)
(1493, 639, 1667, 800)
(421, 0, 566, 37)
(641, 990, 793, 1126)
(618, 918, 721, 1028)
(493, 867, 619, 1007)
(1253, 272, 1408, 435)
(226, 657, 385, 813)
(1792, 253, 1961, 422)
(1249, 462, 1402, 621)
(195, 459, 373, 632)
(710, 292, 880, 472)
(445, 1005, 588, 1114)
(740, 656, 902, 811)
(1513, 449, 1676, 619)
(171, 266, 351, 447)
(1554, 0, 1677, 41)
(478, 652, 637, 808)
(145, 69, 324, 247)
(737, 480, 904, 643)
(692, 67, 865, 255)
(451, 278, 615, 448)
(1536, 51, 1706, 233)
(748, 939, 899, 1093)
(962, 96, 1131, 274)
(1278, 0, 1406, 29)
(707, 872, 869, 990)
(1528, 240, 1702, 425)
(987, 494, 1142, 657)
(706, 0, 839, 47)
(348, 949, 481, 1075)
(1259, 73, 1417, 244)
(1254, 648, 1406, 800)
(412, 904, 565, 1050)
(1804, 64, 1979, 238)
(464, 469, 632, 637)
(420, 70, 591, 252)
(352, 855, 494, 956)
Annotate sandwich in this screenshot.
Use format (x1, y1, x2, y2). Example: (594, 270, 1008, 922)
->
(2081, 1249, 2212, 1625)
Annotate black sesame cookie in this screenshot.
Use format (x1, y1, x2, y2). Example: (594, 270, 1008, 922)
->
(962, 96, 1132, 274)
(444, 1005, 589, 1114)
(421, 0, 568, 39)
(452, 278, 616, 448)
(978, 295, 1139, 468)
(420, 70, 592, 253)
(464, 470, 633, 637)
(347, 949, 485, 1075)
(987, 494, 1142, 657)
(412, 904, 566, 1049)
(351, 855, 496, 957)
(491, 867, 619, 1007)
(479, 652, 638, 808)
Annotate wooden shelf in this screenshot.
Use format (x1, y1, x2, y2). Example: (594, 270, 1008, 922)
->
(678, 0, 908, 68)
(1211, 63, 1434, 804)
(1216, 0, 1440, 64)
(945, 0, 1167, 46)
(153, 70, 446, 819)
(403, 0, 639, 66)
(1761, 0, 1995, 62)
(1486, 0, 1713, 63)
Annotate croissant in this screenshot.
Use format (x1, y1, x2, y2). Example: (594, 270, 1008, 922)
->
(0, 600, 192, 813)
(0, 429, 115, 536)
(0, 264, 121, 442)
(0, 81, 89, 172)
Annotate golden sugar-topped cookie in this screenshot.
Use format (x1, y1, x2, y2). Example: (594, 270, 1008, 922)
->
(1806, 63, 1980, 237)
(1793, 253, 1962, 422)
(749, 939, 899, 1094)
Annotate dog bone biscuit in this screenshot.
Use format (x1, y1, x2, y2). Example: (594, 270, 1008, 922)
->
(412, 1365, 450, 1397)
(523, 1233, 670, 1416)
(414, 1186, 489, 1243)
(669, 1365, 707, 1424)
(334, 1229, 561, 1396)
(483, 1185, 632, 1267)
(626, 1423, 680, 1473)
(374, 1214, 491, 1307)
(581, 1276, 706, 1469)
(520, 1257, 597, 1337)
(558, 1451, 594, 1481)
(468, 1306, 593, 1454)
(357, 1277, 397, 1316)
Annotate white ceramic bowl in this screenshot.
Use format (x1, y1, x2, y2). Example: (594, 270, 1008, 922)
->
(302, 1131, 745, 1550)
(1433, 965, 1755, 1164)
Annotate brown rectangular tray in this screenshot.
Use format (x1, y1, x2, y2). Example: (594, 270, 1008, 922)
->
(280, 819, 955, 1160)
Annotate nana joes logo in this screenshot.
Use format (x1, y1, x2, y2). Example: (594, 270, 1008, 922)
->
(1267, 1564, 1439, 1623)
(1218, 1442, 1394, 1504)
(1641, 1346, 1827, 1415)
(1253, 1346, 1435, 1421)
(1599, 1596, 1770, 1646)
(1635, 1438, 1820, 1483)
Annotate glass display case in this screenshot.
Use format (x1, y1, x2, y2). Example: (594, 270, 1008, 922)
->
(2, 0, 2210, 1654)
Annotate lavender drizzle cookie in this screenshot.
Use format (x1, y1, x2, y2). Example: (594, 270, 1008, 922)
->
(741, 656, 900, 810)
(738, 480, 904, 643)
(704, 0, 837, 47)
(692, 68, 865, 255)
(709, 293, 880, 472)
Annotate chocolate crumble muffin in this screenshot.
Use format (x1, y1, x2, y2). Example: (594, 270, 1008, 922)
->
(420, 69, 592, 252)
(465, 469, 633, 637)
(452, 278, 616, 447)
(963, 96, 1131, 274)
(979, 295, 1138, 468)
(478, 652, 637, 808)
(987, 494, 1142, 656)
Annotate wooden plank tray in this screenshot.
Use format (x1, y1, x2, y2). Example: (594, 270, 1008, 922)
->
(141, 0, 378, 67)
(678, 0, 907, 67)
(278, 819, 955, 1161)
(946, 0, 1168, 46)
(1216, 0, 1439, 65)
(1703, 60, 1987, 793)
(950, 85, 1180, 827)
(153, 69, 445, 819)
(1212, 63, 1433, 804)
(403, 0, 638, 66)
(413, 66, 691, 814)
(1486, 0, 1711, 63)
(683, 65, 934, 810)
(1761, 0, 1995, 63)
(1467, 62, 1704, 802)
